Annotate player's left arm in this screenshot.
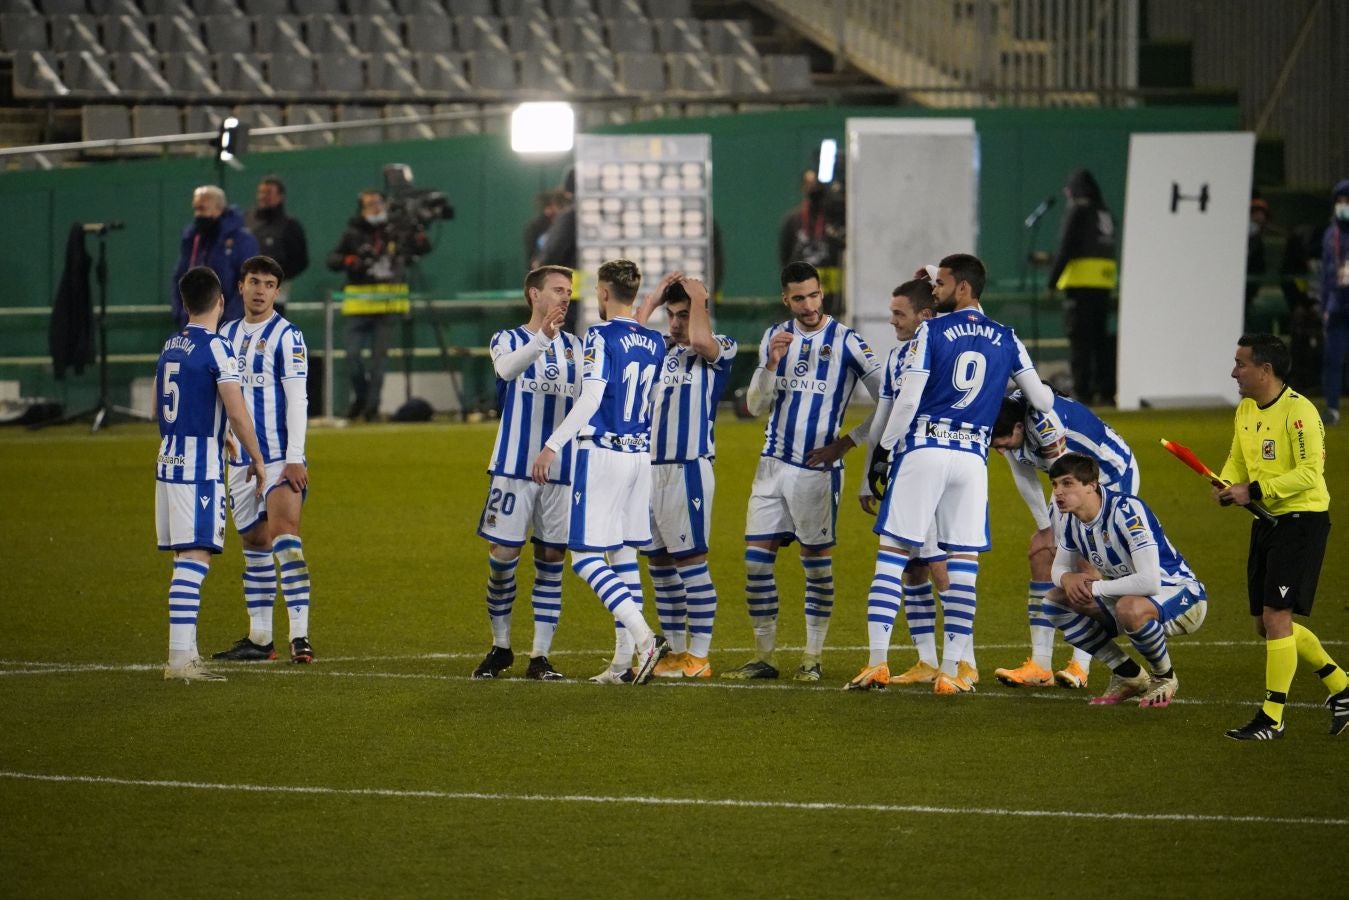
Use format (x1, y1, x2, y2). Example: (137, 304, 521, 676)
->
(279, 329, 309, 492)
(682, 277, 722, 362)
(1093, 499, 1162, 598)
(532, 331, 606, 483)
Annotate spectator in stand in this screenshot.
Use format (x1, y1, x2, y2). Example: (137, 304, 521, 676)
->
(246, 175, 309, 314)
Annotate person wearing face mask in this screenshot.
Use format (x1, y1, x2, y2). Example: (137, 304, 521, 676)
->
(326, 189, 431, 421)
(1320, 179, 1349, 426)
(245, 175, 309, 314)
(170, 185, 259, 329)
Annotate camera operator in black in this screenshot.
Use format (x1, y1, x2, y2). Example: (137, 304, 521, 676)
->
(326, 189, 430, 421)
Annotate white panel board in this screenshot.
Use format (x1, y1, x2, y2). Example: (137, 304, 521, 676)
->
(1117, 133, 1254, 410)
(845, 118, 978, 362)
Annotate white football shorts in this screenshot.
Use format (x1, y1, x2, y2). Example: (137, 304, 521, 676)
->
(644, 458, 714, 558)
(156, 479, 227, 553)
(228, 459, 305, 534)
(744, 456, 841, 550)
(1097, 583, 1208, 637)
(476, 474, 570, 548)
(568, 447, 652, 552)
(875, 447, 990, 553)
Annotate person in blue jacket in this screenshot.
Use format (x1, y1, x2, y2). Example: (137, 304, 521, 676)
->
(171, 185, 259, 328)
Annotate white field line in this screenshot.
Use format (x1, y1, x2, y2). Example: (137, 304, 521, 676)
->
(0, 770, 1343, 827)
(0, 657, 1331, 710)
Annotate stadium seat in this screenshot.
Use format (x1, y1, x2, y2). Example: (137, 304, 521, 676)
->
(240, 0, 291, 12)
(304, 14, 357, 53)
(443, 0, 490, 15)
(100, 15, 157, 53)
(402, 14, 452, 52)
(412, 52, 469, 94)
(12, 51, 69, 98)
(162, 52, 224, 96)
(235, 103, 293, 148)
(285, 103, 336, 146)
(132, 104, 183, 137)
(49, 15, 102, 52)
(40, 0, 90, 13)
(595, 0, 644, 18)
(465, 50, 515, 92)
(253, 15, 305, 52)
(544, 0, 593, 15)
(431, 101, 480, 134)
(265, 53, 317, 95)
(607, 17, 654, 53)
(392, 0, 444, 14)
(316, 52, 364, 96)
(216, 52, 274, 96)
(763, 54, 813, 92)
(518, 52, 574, 93)
(569, 50, 619, 94)
(108, 51, 174, 96)
(452, 15, 506, 53)
(504, 16, 557, 53)
(335, 104, 383, 144)
(346, 0, 396, 13)
(615, 50, 663, 93)
(182, 103, 228, 133)
(366, 51, 422, 95)
(667, 52, 717, 94)
(81, 105, 131, 143)
(201, 14, 253, 52)
(89, 0, 141, 13)
(646, 0, 690, 18)
(0, 14, 48, 52)
(141, 0, 195, 15)
(60, 50, 121, 95)
(293, 0, 340, 12)
(3, 0, 38, 12)
(654, 18, 703, 53)
(353, 15, 404, 53)
(382, 103, 438, 140)
(702, 19, 756, 56)
(190, 0, 243, 13)
(151, 16, 208, 53)
(717, 54, 769, 94)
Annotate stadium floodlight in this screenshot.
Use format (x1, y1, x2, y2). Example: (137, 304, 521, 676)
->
(817, 138, 838, 184)
(217, 116, 248, 163)
(511, 102, 575, 155)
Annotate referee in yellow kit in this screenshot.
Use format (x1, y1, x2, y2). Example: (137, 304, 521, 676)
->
(1215, 333, 1348, 740)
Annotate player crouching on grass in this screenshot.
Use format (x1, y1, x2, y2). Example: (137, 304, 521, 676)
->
(1040, 453, 1207, 708)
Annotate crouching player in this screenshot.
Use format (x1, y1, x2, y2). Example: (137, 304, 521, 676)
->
(1042, 453, 1207, 707)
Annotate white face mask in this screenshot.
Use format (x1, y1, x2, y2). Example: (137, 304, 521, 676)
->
(1335, 203, 1349, 222)
(365, 212, 388, 226)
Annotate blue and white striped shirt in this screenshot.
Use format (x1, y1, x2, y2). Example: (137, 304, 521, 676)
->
(1006, 390, 1140, 492)
(1061, 487, 1200, 591)
(898, 309, 1036, 461)
(650, 334, 737, 463)
(581, 316, 665, 453)
(488, 326, 582, 483)
(155, 324, 240, 483)
(759, 318, 880, 468)
(220, 313, 307, 465)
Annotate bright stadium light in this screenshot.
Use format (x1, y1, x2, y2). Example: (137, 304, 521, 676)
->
(817, 138, 838, 184)
(511, 102, 575, 155)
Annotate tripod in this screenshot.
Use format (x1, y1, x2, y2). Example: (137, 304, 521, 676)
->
(55, 222, 153, 433)
(1020, 195, 1056, 364)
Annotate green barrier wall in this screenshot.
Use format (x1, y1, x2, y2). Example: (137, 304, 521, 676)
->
(0, 104, 1239, 413)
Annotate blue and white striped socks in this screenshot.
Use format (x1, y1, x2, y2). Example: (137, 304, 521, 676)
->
(610, 549, 643, 667)
(865, 548, 908, 666)
(901, 579, 939, 667)
(530, 558, 564, 658)
(650, 563, 687, 654)
(681, 561, 718, 659)
(1028, 580, 1055, 670)
(802, 556, 834, 657)
(1041, 596, 1128, 669)
(243, 548, 275, 646)
(168, 558, 209, 665)
(274, 534, 310, 642)
(572, 550, 651, 670)
(1128, 619, 1172, 675)
(940, 556, 979, 677)
(745, 546, 778, 658)
(485, 553, 519, 648)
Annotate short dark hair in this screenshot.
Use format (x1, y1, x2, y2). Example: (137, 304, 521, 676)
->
(524, 264, 573, 301)
(240, 255, 285, 286)
(178, 266, 222, 316)
(597, 258, 641, 303)
(661, 278, 691, 306)
(939, 253, 986, 299)
(1238, 333, 1291, 380)
(892, 277, 936, 315)
(780, 261, 820, 290)
(1048, 452, 1100, 485)
(992, 394, 1029, 439)
(259, 175, 285, 195)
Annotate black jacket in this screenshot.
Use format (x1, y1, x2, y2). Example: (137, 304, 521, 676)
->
(49, 223, 95, 379)
(1048, 169, 1117, 289)
(246, 203, 309, 281)
(326, 215, 429, 285)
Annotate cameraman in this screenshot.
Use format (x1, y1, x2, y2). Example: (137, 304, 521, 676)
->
(326, 189, 430, 421)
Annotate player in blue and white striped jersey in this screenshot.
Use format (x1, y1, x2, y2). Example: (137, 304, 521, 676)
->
(472, 265, 582, 682)
(633, 274, 736, 679)
(859, 254, 1065, 696)
(157, 267, 266, 683)
(1043, 453, 1207, 708)
(724, 261, 883, 683)
(532, 259, 669, 685)
(991, 389, 1140, 691)
(211, 256, 318, 666)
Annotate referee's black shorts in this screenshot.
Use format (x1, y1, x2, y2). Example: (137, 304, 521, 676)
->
(1246, 510, 1331, 617)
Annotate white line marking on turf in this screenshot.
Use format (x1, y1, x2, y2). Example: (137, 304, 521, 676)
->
(0, 770, 1342, 827)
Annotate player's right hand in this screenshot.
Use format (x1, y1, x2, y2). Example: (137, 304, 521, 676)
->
(766, 331, 794, 368)
(248, 459, 267, 497)
(859, 493, 877, 516)
(530, 447, 556, 485)
(541, 304, 566, 339)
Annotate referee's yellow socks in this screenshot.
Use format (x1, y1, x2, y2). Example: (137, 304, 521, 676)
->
(1262, 635, 1297, 726)
(1293, 623, 1349, 695)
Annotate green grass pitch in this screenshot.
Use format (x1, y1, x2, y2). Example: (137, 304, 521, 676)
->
(1, 407, 1346, 898)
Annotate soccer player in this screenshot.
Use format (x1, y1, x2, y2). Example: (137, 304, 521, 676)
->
(725, 261, 883, 682)
(1216, 334, 1348, 740)
(210, 256, 317, 665)
(471, 265, 581, 681)
(633, 274, 737, 679)
(531, 259, 669, 685)
(1040, 453, 1207, 708)
(989, 388, 1138, 690)
(156, 266, 266, 683)
(840, 276, 956, 688)
(853, 253, 1063, 695)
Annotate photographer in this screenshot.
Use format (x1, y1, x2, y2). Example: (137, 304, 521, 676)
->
(326, 189, 431, 421)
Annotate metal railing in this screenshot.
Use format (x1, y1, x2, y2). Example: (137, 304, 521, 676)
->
(754, 0, 1138, 106)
